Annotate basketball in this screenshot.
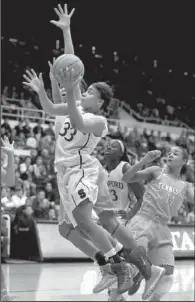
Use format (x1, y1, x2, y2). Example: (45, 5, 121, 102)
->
(52, 54, 85, 84)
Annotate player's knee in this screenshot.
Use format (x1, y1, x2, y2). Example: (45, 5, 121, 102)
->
(58, 222, 74, 239)
(98, 211, 119, 234)
(161, 265, 174, 275)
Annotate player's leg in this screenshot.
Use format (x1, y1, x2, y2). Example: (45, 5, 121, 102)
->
(72, 199, 131, 294)
(124, 216, 165, 300)
(146, 226, 174, 301)
(62, 164, 131, 294)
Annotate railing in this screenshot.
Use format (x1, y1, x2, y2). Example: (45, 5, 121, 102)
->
(119, 101, 192, 129)
(2, 96, 193, 130)
(1, 105, 55, 123)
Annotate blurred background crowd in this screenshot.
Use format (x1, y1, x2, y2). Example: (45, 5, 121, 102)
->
(1, 0, 195, 262)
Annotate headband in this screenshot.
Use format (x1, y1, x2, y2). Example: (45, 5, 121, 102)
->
(116, 140, 125, 154)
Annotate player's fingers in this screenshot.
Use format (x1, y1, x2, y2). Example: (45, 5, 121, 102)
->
(54, 7, 61, 17)
(69, 8, 75, 17)
(26, 70, 34, 79)
(23, 74, 31, 82)
(50, 20, 60, 27)
(22, 82, 32, 87)
(12, 141, 15, 147)
(58, 4, 64, 14)
(39, 73, 43, 82)
(53, 57, 56, 64)
(31, 69, 37, 77)
(64, 3, 68, 15)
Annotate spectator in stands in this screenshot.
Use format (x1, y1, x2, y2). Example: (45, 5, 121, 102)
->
(1, 118, 12, 136)
(33, 119, 44, 137)
(22, 119, 31, 138)
(12, 205, 34, 233)
(5, 186, 27, 209)
(32, 191, 51, 219)
(45, 182, 56, 203)
(44, 122, 55, 137)
(14, 119, 24, 136)
(31, 156, 47, 188)
(1, 187, 11, 210)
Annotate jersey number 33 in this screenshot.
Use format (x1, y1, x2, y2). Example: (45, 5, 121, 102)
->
(59, 122, 77, 142)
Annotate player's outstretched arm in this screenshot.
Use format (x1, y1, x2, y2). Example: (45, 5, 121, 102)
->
(122, 150, 162, 183)
(50, 4, 75, 55)
(50, 3, 82, 100)
(61, 68, 107, 137)
(48, 59, 62, 104)
(1, 136, 15, 186)
(23, 69, 70, 116)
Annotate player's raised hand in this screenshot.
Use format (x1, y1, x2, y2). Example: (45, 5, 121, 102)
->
(50, 3, 75, 31)
(143, 150, 161, 165)
(23, 69, 44, 94)
(48, 58, 56, 79)
(57, 68, 82, 91)
(1, 136, 14, 155)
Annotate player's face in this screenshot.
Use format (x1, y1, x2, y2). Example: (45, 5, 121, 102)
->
(104, 140, 122, 160)
(167, 147, 186, 169)
(81, 85, 103, 112)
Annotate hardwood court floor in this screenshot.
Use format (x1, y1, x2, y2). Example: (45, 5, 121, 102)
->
(2, 260, 194, 301)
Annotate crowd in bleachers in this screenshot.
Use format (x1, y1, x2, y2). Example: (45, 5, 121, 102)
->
(2, 36, 195, 128)
(1, 118, 194, 228)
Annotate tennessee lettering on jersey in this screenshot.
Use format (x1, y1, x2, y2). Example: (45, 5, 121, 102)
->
(54, 111, 108, 169)
(139, 171, 187, 224)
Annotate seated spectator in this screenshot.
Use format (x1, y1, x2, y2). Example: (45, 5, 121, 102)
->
(45, 182, 56, 203)
(31, 156, 47, 188)
(44, 122, 55, 137)
(14, 119, 24, 136)
(22, 118, 31, 138)
(33, 120, 44, 137)
(12, 205, 34, 233)
(5, 186, 27, 209)
(1, 118, 12, 136)
(186, 204, 195, 225)
(1, 187, 11, 209)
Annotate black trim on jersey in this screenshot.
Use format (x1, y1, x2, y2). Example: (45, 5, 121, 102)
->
(71, 194, 77, 207)
(78, 133, 91, 168)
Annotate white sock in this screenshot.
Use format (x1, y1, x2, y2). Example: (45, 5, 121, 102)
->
(104, 248, 117, 258)
(148, 275, 173, 301)
(115, 242, 123, 253)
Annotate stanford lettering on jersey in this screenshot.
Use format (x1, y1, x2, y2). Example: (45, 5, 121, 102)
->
(107, 180, 124, 189)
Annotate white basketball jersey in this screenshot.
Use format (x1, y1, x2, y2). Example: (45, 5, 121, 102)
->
(107, 161, 131, 211)
(54, 116, 67, 139)
(54, 110, 108, 168)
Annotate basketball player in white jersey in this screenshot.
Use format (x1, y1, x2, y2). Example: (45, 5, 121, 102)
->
(1, 136, 15, 301)
(122, 146, 194, 301)
(23, 4, 166, 297)
(101, 139, 145, 301)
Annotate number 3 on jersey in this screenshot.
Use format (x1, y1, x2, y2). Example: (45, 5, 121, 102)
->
(59, 122, 77, 142)
(110, 189, 118, 201)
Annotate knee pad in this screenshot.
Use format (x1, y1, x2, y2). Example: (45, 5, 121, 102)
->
(58, 221, 74, 239)
(149, 274, 174, 301)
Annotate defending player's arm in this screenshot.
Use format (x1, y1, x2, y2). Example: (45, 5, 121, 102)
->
(48, 59, 62, 104)
(122, 150, 162, 183)
(1, 136, 15, 187)
(22, 70, 80, 116)
(50, 4, 82, 100)
(185, 182, 194, 204)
